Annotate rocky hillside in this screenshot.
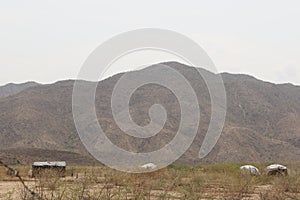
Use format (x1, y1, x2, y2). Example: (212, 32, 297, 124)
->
(0, 81, 39, 98)
(1, 62, 300, 165)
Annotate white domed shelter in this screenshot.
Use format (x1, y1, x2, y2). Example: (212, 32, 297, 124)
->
(240, 165, 260, 175)
(265, 164, 288, 176)
(140, 163, 157, 170)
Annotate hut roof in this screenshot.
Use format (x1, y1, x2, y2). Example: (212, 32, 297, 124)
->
(140, 163, 157, 169)
(265, 164, 287, 172)
(33, 161, 66, 167)
(240, 165, 260, 175)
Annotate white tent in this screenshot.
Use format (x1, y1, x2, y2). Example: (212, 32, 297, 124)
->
(240, 165, 260, 175)
(265, 164, 288, 176)
(140, 163, 157, 170)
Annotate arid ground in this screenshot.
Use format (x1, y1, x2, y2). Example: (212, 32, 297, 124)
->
(0, 163, 300, 200)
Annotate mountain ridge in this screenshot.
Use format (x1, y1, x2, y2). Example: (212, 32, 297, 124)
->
(0, 81, 39, 98)
(1, 62, 300, 165)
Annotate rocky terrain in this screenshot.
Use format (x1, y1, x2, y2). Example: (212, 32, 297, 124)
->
(0, 62, 300, 165)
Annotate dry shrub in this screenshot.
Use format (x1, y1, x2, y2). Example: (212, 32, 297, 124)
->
(6, 163, 300, 200)
(33, 169, 63, 199)
(259, 191, 285, 200)
(223, 171, 256, 199)
(271, 175, 300, 197)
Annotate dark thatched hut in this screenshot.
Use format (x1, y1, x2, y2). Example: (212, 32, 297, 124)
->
(31, 161, 66, 178)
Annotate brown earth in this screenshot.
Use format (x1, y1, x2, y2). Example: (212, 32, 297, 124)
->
(0, 62, 300, 165)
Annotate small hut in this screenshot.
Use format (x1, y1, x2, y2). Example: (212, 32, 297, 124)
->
(6, 168, 17, 176)
(140, 163, 157, 170)
(240, 165, 261, 176)
(265, 164, 288, 176)
(31, 161, 66, 178)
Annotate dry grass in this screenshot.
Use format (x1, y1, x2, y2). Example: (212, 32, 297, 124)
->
(0, 163, 300, 199)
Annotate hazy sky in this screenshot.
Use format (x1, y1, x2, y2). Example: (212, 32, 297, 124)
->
(1, 0, 300, 86)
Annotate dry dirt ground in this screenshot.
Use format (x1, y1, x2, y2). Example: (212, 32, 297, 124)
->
(0, 164, 299, 200)
(0, 180, 26, 199)
(0, 181, 292, 200)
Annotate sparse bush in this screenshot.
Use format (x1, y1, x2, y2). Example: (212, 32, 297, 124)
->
(0, 163, 298, 199)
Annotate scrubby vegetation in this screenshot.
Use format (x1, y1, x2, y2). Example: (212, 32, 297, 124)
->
(0, 163, 299, 199)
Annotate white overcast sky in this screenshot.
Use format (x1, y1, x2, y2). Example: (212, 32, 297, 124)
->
(1, 0, 300, 85)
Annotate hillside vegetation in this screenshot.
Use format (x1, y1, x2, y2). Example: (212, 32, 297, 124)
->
(0, 62, 300, 165)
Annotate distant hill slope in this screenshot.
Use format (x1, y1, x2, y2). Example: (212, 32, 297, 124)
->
(0, 82, 39, 98)
(0, 62, 300, 165)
